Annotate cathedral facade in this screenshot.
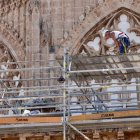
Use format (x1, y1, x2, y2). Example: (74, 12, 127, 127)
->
(0, 0, 140, 139)
(1, 0, 140, 89)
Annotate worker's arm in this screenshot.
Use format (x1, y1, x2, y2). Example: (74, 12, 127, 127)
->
(113, 39, 119, 53)
(110, 32, 119, 48)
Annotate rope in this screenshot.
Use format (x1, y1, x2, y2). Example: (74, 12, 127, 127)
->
(120, 38, 127, 54)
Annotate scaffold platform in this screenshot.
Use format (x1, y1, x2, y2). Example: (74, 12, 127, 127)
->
(1, 51, 140, 139)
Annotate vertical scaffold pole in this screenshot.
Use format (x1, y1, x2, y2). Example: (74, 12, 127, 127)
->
(63, 48, 67, 140)
(66, 50, 71, 140)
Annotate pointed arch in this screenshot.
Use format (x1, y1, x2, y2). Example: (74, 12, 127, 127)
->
(57, 0, 140, 56)
(0, 22, 25, 100)
(0, 21, 25, 66)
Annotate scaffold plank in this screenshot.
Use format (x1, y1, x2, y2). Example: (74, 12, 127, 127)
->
(69, 53, 140, 81)
(0, 110, 140, 125)
(69, 110, 140, 122)
(0, 116, 61, 124)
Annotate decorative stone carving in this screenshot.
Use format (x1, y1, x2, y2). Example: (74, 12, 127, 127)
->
(40, 20, 50, 47)
(0, 45, 22, 87)
(98, 0, 104, 5)
(84, 6, 91, 16)
(79, 14, 85, 22)
(28, 0, 40, 14)
(64, 8, 140, 57)
(13, 71, 21, 87)
(117, 131, 124, 140)
(79, 49, 88, 56)
(0, 0, 29, 16)
(59, 0, 140, 57)
(0, 44, 24, 115)
(93, 132, 100, 140)
(64, 31, 69, 40)
(84, 12, 140, 56)
(0, 20, 25, 62)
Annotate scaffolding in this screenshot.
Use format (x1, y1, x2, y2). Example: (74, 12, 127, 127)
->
(0, 49, 140, 139)
(59, 49, 140, 140)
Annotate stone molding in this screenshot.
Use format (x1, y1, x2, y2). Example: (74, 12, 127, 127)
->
(0, 0, 28, 16)
(28, 0, 41, 14)
(0, 20, 25, 62)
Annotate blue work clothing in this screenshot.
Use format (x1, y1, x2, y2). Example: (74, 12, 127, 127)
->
(117, 37, 130, 54)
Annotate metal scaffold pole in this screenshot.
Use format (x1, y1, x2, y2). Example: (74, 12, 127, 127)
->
(63, 49, 92, 140)
(63, 48, 67, 140)
(67, 122, 91, 140)
(66, 50, 72, 140)
(63, 48, 71, 140)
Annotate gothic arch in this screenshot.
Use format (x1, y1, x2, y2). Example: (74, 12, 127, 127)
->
(0, 21, 25, 65)
(0, 0, 28, 16)
(58, 0, 140, 56)
(0, 22, 25, 108)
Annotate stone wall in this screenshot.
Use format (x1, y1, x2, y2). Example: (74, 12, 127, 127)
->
(1, 130, 140, 140)
(1, 0, 140, 68)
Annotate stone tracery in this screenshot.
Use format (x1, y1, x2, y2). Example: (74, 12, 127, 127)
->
(0, 45, 22, 87)
(0, 0, 29, 16)
(0, 43, 23, 115)
(59, 0, 140, 57)
(0, 20, 25, 62)
(84, 10, 140, 56)
(57, 6, 140, 109)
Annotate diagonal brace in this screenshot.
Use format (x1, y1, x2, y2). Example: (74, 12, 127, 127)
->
(67, 122, 91, 140)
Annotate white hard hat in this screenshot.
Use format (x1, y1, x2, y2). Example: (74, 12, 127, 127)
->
(23, 110, 30, 116)
(102, 29, 109, 37)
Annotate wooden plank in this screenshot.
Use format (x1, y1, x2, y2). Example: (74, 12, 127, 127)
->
(69, 110, 140, 122)
(0, 116, 62, 124)
(0, 110, 140, 124)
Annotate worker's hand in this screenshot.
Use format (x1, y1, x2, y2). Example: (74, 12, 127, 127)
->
(114, 47, 119, 54)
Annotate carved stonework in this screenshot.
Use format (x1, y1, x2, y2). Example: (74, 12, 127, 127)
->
(40, 20, 50, 48)
(93, 132, 100, 140)
(0, 20, 25, 62)
(117, 131, 124, 140)
(75, 8, 140, 56)
(0, 0, 28, 16)
(0, 44, 23, 115)
(28, 0, 41, 14)
(59, 0, 140, 57)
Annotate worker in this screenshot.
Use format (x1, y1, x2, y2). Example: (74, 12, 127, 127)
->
(104, 30, 130, 54)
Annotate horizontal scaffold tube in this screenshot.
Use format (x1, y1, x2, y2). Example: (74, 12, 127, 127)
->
(0, 66, 61, 72)
(69, 66, 140, 73)
(0, 80, 139, 91)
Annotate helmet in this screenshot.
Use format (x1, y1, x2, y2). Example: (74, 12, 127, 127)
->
(102, 29, 109, 37)
(23, 110, 30, 116)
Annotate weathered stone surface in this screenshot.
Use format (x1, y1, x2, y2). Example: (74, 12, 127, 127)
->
(0, 0, 140, 139)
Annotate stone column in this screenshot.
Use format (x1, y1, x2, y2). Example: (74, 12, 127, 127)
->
(93, 132, 100, 140)
(44, 136, 50, 140)
(19, 5, 25, 39)
(48, 53, 55, 86)
(19, 134, 31, 140)
(102, 136, 108, 140)
(136, 78, 140, 108)
(31, 1, 41, 87)
(8, 5, 14, 26)
(25, 2, 32, 88)
(19, 135, 26, 140)
(31, 4, 40, 54)
(20, 137, 26, 140)
(14, 7, 19, 31)
(117, 131, 124, 140)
